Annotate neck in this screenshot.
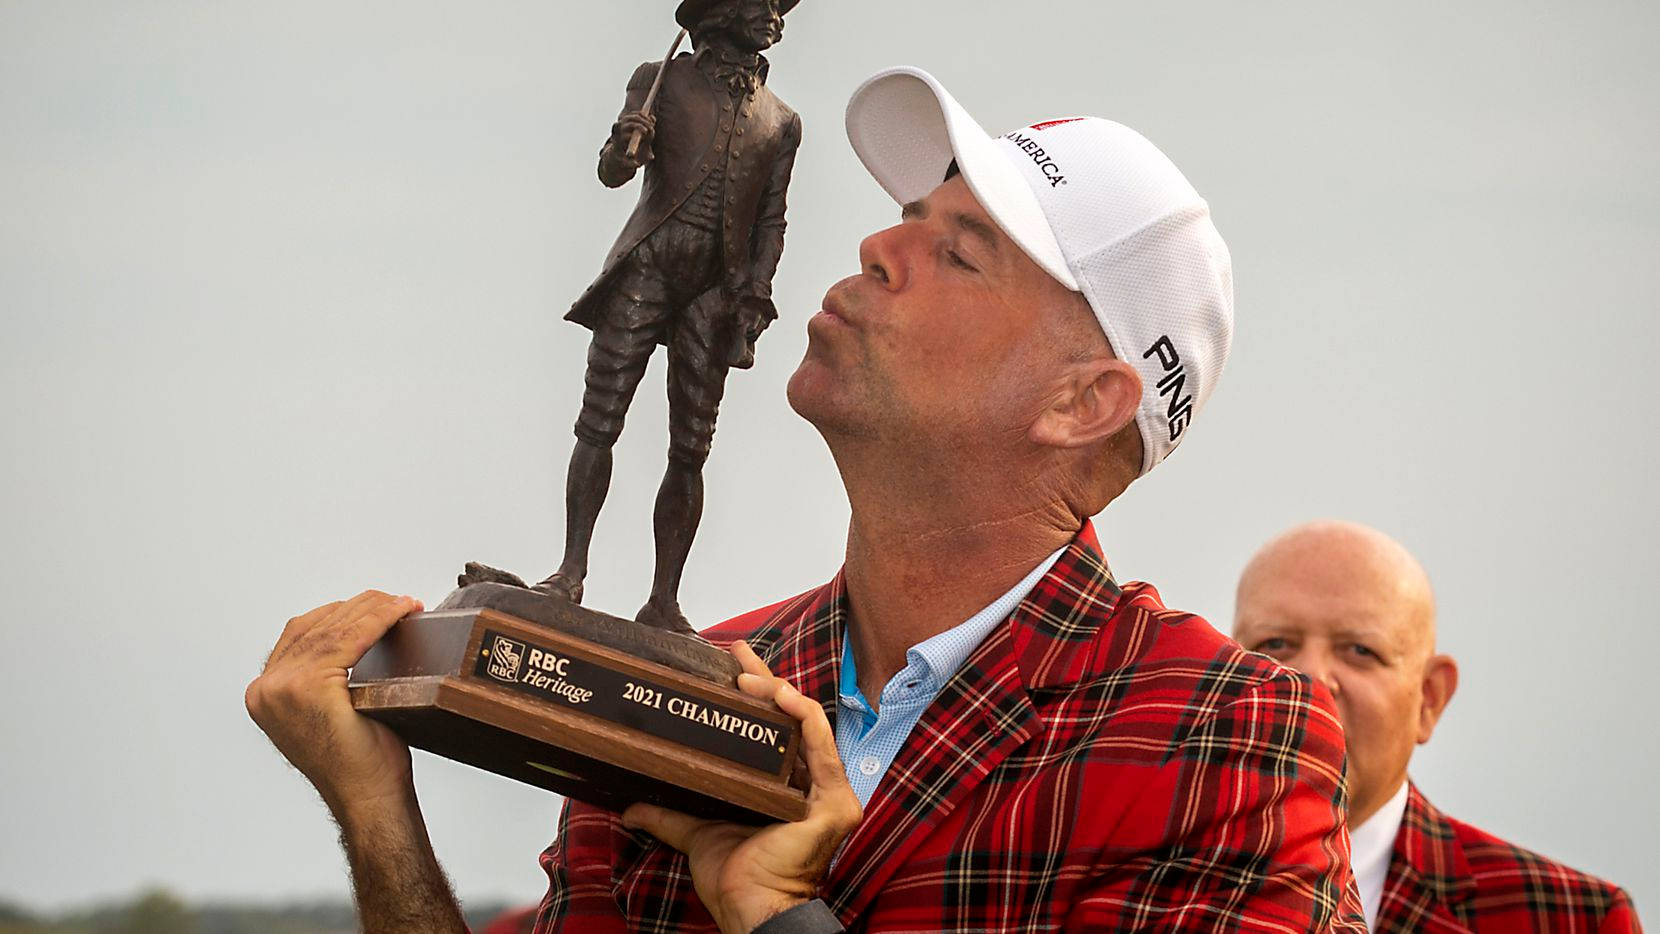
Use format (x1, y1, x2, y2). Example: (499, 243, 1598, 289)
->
(701, 38, 763, 71)
(1351, 772, 1408, 828)
(833, 436, 1084, 698)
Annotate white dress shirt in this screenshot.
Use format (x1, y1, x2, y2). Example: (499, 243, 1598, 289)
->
(1350, 780, 1410, 930)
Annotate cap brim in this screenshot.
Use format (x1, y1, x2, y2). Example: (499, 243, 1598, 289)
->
(844, 66, 1077, 290)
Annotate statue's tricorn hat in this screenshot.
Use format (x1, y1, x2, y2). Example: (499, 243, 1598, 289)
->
(676, 0, 802, 31)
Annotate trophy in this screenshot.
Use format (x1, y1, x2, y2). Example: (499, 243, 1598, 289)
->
(349, 0, 807, 823)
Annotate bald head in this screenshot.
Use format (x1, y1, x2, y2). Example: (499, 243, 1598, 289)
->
(1238, 520, 1437, 659)
(1233, 520, 1457, 826)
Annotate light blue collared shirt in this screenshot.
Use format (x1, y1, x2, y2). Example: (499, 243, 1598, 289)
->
(835, 546, 1067, 806)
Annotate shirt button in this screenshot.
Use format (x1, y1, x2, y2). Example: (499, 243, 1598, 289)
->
(858, 756, 881, 777)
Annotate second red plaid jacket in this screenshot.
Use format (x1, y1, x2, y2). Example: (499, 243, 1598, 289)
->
(1375, 782, 1641, 933)
(532, 523, 1367, 932)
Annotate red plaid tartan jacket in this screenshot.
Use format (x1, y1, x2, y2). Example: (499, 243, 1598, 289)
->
(532, 523, 1367, 932)
(1374, 782, 1642, 933)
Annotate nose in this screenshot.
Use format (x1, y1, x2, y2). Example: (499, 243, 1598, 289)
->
(1299, 655, 1341, 700)
(858, 223, 915, 292)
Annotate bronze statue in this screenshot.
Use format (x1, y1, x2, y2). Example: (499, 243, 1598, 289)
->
(343, 0, 813, 824)
(461, 0, 801, 636)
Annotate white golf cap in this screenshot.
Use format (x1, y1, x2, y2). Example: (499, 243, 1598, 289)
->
(845, 66, 1234, 475)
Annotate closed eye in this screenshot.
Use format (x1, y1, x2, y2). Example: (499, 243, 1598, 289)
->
(946, 249, 978, 272)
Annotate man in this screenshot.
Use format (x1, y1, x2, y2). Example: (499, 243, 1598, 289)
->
(248, 67, 1366, 932)
(533, 0, 802, 633)
(1234, 520, 1642, 933)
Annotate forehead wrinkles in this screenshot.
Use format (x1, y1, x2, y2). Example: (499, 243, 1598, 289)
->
(907, 179, 1039, 275)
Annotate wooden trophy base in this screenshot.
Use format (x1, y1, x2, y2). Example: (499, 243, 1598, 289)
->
(348, 583, 807, 824)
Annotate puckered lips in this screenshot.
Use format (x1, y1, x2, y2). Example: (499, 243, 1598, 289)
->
(809, 287, 860, 334)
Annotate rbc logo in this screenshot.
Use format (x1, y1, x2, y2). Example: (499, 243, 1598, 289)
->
(486, 635, 526, 682)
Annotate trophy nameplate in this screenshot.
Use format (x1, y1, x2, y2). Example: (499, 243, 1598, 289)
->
(349, 586, 807, 823)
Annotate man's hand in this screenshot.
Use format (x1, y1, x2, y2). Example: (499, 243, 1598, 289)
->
(245, 590, 423, 814)
(245, 590, 466, 934)
(623, 641, 862, 934)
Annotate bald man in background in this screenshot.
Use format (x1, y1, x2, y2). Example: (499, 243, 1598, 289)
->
(1233, 521, 1642, 933)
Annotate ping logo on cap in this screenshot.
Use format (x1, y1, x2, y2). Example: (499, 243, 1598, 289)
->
(1143, 335, 1194, 442)
(999, 130, 1068, 187)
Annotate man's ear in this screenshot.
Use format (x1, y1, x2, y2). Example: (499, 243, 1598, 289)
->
(1028, 359, 1142, 450)
(1416, 654, 1459, 745)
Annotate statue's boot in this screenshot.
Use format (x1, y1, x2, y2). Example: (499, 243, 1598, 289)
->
(534, 572, 584, 603)
(636, 597, 697, 637)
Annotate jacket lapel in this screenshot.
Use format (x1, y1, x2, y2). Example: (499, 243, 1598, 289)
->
(822, 530, 1121, 923)
(823, 623, 1039, 920)
(1376, 782, 1474, 933)
(752, 573, 846, 720)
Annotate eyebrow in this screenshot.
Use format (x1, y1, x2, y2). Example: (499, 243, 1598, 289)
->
(900, 199, 1003, 256)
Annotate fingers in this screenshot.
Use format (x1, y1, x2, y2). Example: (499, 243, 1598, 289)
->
(731, 641, 781, 702)
(772, 684, 839, 791)
(615, 114, 656, 145)
(727, 642, 853, 809)
(621, 801, 712, 855)
(269, 589, 396, 665)
(731, 640, 774, 678)
(727, 644, 861, 834)
(308, 593, 422, 671)
(267, 600, 343, 666)
(274, 590, 420, 673)
(774, 682, 861, 832)
(727, 641, 859, 834)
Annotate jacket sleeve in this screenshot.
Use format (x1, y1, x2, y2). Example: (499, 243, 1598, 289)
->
(744, 111, 801, 302)
(1598, 891, 1645, 933)
(597, 61, 659, 189)
(533, 799, 635, 934)
(1064, 670, 1369, 932)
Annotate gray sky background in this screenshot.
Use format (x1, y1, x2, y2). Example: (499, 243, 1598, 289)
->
(3, 0, 1657, 916)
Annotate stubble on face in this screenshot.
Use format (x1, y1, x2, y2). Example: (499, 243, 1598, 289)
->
(787, 177, 1083, 454)
(786, 278, 902, 441)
